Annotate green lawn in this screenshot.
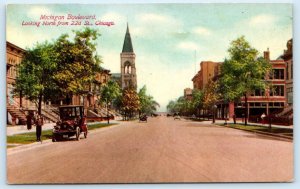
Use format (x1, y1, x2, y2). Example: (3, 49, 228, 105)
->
(7, 123, 117, 146)
(7, 130, 53, 144)
(223, 124, 293, 136)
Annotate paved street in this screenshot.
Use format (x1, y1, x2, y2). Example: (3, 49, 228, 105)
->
(7, 116, 293, 183)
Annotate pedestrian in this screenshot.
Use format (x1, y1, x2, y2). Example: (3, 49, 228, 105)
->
(26, 111, 33, 130)
(261, 113, 266, 125)
(35, 114, 44, 142)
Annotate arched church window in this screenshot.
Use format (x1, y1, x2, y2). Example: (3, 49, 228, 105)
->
(128, 66, 131, 74)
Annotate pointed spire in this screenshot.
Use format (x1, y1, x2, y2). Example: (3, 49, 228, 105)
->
(122, 23, 134, 53)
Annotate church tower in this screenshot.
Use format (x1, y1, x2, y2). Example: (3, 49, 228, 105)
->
(121, 23, 137, 90)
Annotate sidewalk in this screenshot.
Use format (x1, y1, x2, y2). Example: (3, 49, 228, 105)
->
(6, 120, 120, 136)
(190, 119, 293, 129)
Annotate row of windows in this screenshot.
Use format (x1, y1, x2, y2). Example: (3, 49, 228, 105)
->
(251, 85, 285, 97)
(235, 102, 285, 108)
(7, 66, 18, 78)
(269, 69, 284, 80)
(7, 58, 17, 65)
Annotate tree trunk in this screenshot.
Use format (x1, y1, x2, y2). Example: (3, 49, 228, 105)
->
(19, 91, 23, 108)
(244, 94, 248, 126)
(38, 93, 42, 115)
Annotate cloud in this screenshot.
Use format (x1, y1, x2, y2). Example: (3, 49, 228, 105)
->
(27, 6, 53, 20)
(134, 13, 182, 37)
(100, 12, 126, 25)
(139, 13, 174, 24)
(193, 27, 212, 36)
(176, 41, 201, 51)
(248, 14, 277, 27)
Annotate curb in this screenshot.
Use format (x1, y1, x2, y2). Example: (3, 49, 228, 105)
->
(215, 124, 293, 141)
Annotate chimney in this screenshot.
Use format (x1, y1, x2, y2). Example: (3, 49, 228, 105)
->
(264, 48, 270, 61)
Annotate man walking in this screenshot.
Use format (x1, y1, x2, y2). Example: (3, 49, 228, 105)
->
(35, 114, 44, 142)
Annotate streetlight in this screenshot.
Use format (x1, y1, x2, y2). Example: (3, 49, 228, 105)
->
(212, 104, 217, 124)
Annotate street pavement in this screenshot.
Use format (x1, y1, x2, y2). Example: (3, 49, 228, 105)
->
(7, 116, 293, 183)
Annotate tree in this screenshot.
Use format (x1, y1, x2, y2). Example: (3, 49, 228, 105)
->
(138, 85, 159, 115)
(99, 80, 121, 123)
(99, 80, 121, 105)
(202, 80, 220, 122)
(166, 96, 193, 116)
(167, 100, 177, 114)
(219, 36, 271, 125)
(53, 28, 102, 104)
(202, 80, 220, 110)
(191, 89, 204, 117)
(14, 42, 57, 115)
(121, 88, 140, 120)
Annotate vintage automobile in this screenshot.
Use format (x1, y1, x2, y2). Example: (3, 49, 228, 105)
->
(52, 105, 88, 142)
(139, 114, 148, 122)
(174, 113, 181, 120)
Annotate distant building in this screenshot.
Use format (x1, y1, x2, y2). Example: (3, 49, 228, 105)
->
(110, 73, 121, 86)
(184, 88, 193, 100)
(192, 61, 221, 90)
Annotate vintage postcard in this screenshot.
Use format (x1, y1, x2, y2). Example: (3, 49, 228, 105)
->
(6, 3, 293, 184)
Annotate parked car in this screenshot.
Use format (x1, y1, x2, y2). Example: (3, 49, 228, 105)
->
(52, 105, 88, 142)
(139, 114, 148, 122)
(174, 113, 181, 120)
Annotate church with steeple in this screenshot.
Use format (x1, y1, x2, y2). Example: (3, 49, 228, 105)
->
(111, 23, 137, 91)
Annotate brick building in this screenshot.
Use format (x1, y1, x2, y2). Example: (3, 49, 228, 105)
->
(72, 69, 111, 109)
(282, 39, 293, 106)
(228, 50, 285, 118)
(184, 88, 193, 100)
(192, 61, 221, 90)
(218, 49, 287, 120)
(190, 49, 288, 120)
(6, 42, 35, 125)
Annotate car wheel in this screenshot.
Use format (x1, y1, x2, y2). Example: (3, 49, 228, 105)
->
(76, 127, 80, 141)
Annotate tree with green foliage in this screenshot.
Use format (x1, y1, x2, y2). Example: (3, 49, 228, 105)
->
(53, 28, 102, 104)
(98, 80, 121, 123)
(138, 85, 159, 116)
(191, 89, 204, 117)
(121, 88, 140, 120)
(99, 80, 121, 106)
(219, 36, 271, 125)
(167, 100, 177, 114)
(14, 42, 58, 115)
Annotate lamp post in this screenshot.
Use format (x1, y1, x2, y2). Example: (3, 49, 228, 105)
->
(212, 104, 217, 124)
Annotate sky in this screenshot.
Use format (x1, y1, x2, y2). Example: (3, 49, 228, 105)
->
(6, 4, 292, 112)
